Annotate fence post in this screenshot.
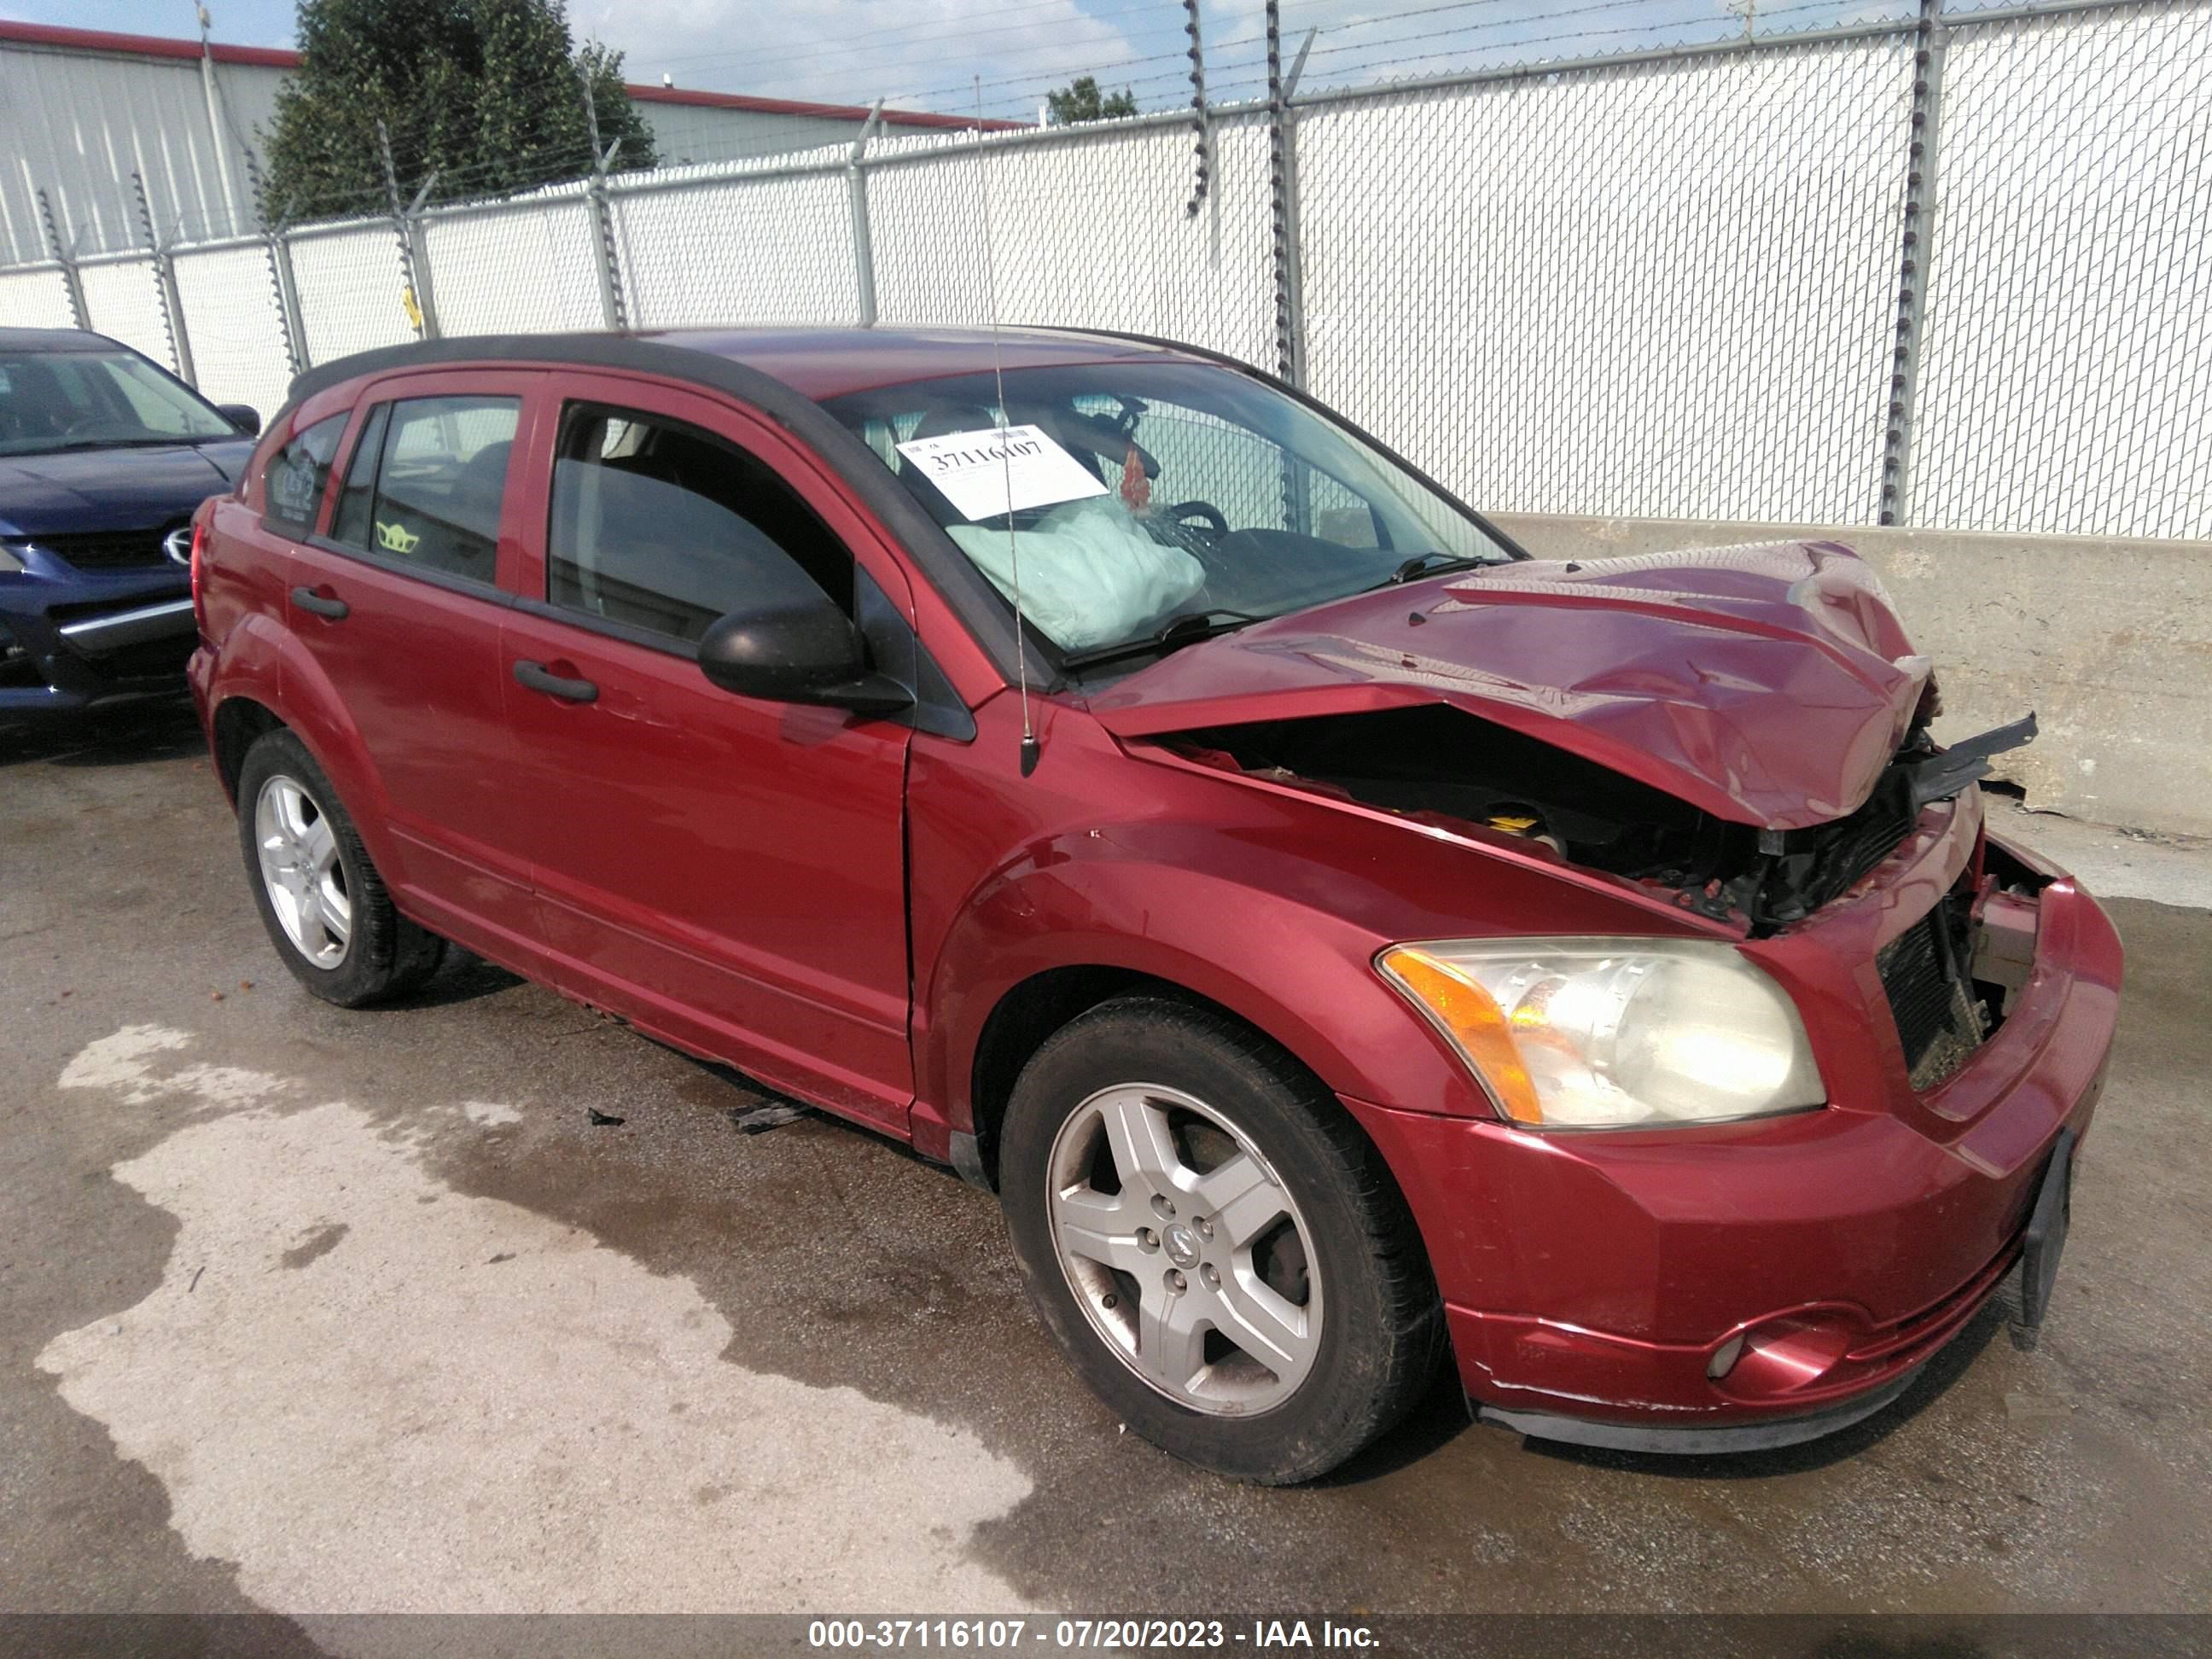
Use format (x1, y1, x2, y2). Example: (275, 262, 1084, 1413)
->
(406, 193, 441, 339)
(266, 218, 309, 375)
(585, 150, 629, 331)
(36, 189, 90, 330)
(848, 100, 884, 328)
(132, 172, 196, 384)
(1881, 0, 1948, 525)
(378, 119, 440, 340)
(245, 152, 309, 375)
(581, 74, 631, 330)
(1267, 13, 1317, 387)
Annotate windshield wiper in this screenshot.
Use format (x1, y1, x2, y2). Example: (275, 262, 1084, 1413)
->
(1057, 608, 1268, 673)
(1376, 551, 1492, 587)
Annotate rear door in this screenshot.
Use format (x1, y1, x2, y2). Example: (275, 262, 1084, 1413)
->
(497, 375, 917, 1132)
(286, 370, 546, 952)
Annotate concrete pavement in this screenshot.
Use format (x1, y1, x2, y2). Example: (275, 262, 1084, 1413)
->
(3, 701, 2208, 1639)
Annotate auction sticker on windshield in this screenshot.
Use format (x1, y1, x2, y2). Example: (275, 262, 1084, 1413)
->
(896, 424, 1109, 521)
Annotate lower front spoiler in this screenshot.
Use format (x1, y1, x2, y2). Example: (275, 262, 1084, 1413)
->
(1474, 1370, 1918, 1455)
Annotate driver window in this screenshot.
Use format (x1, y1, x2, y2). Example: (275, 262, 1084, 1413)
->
(547, 403, 853, 648)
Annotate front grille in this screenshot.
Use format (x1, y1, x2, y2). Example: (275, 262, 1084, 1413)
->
(1878, 893, 1988, 1091)
(32, 526, 180, 570)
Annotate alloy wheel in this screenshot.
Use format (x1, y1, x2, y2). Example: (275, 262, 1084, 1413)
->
(253, 773, 352, 969)
(1045, 1083, 1322, 1415)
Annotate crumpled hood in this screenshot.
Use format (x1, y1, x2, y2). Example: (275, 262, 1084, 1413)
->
(0, 441, 252, 539)
(1087, 539, 1930, 830)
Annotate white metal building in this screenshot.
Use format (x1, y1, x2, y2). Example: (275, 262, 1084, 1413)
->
(0, 19, 1009, 266)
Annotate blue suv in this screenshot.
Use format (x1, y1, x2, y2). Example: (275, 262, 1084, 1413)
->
(1, 328, 259, 717)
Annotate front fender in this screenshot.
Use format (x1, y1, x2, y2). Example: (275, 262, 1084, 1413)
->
(927, 830, 1496, 1131)
(910, 705, 1714, 1142)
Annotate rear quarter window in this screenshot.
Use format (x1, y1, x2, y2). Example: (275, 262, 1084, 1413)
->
(263, 413, 350, 533)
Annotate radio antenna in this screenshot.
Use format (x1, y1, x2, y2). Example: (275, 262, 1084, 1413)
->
(975, 76, 1040, 777)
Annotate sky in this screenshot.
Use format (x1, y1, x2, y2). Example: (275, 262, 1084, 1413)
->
(0, 0, 1911, 121)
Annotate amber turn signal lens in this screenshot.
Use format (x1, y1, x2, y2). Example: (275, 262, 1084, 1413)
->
(1377, 946, 1547, 1124)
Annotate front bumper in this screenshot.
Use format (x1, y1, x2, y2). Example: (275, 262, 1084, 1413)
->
(0, 568, 196, 715)
(1344, 837, 2122, 1451)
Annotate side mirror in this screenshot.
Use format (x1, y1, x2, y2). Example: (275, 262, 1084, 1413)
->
(697, 595, 913, 714)
(217, 404, 261, 437)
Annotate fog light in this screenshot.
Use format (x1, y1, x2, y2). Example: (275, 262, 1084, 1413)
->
(1713, 1312, 1857, 1399)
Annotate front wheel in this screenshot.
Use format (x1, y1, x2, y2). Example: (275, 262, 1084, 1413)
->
(999, 997, 1442, 1483)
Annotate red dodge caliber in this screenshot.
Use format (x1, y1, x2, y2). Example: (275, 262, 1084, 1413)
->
(188, 329, 2120, 1481)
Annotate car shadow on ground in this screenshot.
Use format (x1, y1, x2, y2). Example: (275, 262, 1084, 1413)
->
(1313, 1366, 1487, 1483)
(357, 949, 528, 1011)
(0, 698, 205, 768)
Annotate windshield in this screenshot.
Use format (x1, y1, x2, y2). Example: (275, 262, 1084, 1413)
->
(0, 348, 236, 457)
(821, 361, 1515, 667)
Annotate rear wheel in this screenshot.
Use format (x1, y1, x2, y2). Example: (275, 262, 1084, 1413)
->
(236, 729, 444, 1006)
(999, 996, 1441, 1483)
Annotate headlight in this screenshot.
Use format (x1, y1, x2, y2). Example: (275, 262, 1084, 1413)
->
(1377, 938, 1825, 1129)
(0, 543, 26, 574)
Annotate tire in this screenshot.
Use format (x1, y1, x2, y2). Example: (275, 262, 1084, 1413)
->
(235, 728, 445, 1007)
(999, 995, 1443, 1483)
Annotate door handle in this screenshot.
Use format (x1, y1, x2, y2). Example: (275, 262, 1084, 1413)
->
(291, 585, 348, 620)
(513, 659, 599, 704)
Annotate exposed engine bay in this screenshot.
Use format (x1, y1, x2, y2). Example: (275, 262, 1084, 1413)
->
(1159, 703, 2040, 937)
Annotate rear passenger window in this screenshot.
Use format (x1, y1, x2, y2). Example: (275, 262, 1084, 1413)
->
(333, 395, 518, 581)
(546, 403, 852, 646)
(263, 413, 349, 533)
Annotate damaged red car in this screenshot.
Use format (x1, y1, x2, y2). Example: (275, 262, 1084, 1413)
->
(187, 328, 2120, 1482)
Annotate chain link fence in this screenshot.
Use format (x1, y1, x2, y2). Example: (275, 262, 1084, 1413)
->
(616, 165, 861, 328)
(3, 0, 2205, 539)
(1911, 0, 2212, 536)
(867, 110, 1278, 368)
(1297, 32, 1917, 525)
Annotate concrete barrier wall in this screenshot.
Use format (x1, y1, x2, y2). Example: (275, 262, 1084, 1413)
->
(1488, 515, 2212, 841)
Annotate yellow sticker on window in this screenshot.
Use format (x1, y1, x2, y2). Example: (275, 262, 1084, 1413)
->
(375, 520, 421, 555)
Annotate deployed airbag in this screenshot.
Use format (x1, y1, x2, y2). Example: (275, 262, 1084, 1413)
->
(949, 497, 1205, 652)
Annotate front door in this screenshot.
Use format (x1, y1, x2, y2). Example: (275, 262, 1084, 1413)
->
(497, 377, 916, 1132)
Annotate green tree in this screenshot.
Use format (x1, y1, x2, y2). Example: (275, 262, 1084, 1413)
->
(259, 0, 655, 223)
(1045, 76, 1138, 125)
